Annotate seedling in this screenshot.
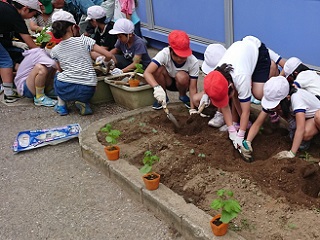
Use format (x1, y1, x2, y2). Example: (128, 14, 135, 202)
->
(134, 63, 144, 74)
(36, 27, 51, 44)
(101, 124, 121, 148)
(140, 150, 160, 174)
(190, 149, 195, 155)
(210, 189, 241, 223)
(198, 153, 206, 158)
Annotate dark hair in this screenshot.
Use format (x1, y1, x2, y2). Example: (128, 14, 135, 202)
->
(215, 63, 234, 84)
(12, 1, 24, 10)
(294, 63, 309, 75)
(279, 84, 297, 118)
(96, 16, 107, 24)
(52, 21, 73, 39)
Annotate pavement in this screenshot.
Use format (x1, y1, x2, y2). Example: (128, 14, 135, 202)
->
(0, 95, 184, 240)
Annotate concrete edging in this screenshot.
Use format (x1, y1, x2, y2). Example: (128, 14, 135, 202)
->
(79, 104, 246, 240)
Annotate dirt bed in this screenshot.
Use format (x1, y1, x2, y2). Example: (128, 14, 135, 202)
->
(97, 105, 320, 240)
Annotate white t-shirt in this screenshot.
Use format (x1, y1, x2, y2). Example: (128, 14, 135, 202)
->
(217, 39, 259, 101)
(152, 47, 199, 79)
(294, 70, 320, 96)
(291, 88, 320, 118)
(51, 35, 97, 86)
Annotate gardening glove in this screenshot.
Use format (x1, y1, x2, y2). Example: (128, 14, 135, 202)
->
(12, 41, 28, 50)
(153, 85, 166, 105)
(240, 140, 253, 162)
(228, 125, 237, 142)
(111, 68, 123, 75)
(105, 59, 115, 70)
(234, 131, 245, 151)
(274, 150, 295, 159)
(200, 93, 210, 108)
(189, 109, 198, 115)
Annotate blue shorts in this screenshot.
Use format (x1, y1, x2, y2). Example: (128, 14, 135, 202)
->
(166, 77, 178, 91)
(252, 43, 271, 83)
(54, 75, 95, 103)
(23, 82, 34, 98)
(0, 43, 13, 68)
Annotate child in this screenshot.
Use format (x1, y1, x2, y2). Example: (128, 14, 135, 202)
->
(50, 10, 115, 116)
(85, 5, 117, 52)
(144, 30, 199, 110)
(14, 46, 58, 107)
(0, 0, 41, 102)
(204, 36, 273, 150)
(241, 76, 320, 161)
(108, 18, 151, 74)
(283, 57, 320, 97)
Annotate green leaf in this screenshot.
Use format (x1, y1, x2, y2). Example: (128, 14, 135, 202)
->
(140, 165, 152, 174)
(189, 149, 195, 154)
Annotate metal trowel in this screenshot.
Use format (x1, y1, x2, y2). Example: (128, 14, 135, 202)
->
(163, 105, 180, 128)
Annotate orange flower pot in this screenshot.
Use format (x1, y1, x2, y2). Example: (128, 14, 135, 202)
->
(104, 145, 120, 160)
(210, 214, 229, 236)
(128, 79, 140, 87)
(142, 172, 160, 190)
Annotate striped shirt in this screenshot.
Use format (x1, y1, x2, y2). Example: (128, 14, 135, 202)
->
(51, 35, 97, 86)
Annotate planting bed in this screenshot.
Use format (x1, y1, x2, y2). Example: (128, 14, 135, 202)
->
(97, 105, 320, 240)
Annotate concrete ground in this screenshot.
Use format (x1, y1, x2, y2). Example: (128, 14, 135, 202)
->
(0, 95, 184, 240)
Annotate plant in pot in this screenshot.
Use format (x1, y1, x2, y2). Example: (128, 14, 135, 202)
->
(139, 150, 160, 190)
(101, 123, 121, 160)
(209, 189, 241, 236)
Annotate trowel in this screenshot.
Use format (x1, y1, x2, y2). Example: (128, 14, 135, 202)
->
(163, 105, 180, 128)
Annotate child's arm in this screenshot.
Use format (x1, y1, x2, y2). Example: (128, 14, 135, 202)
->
(92, 44, 116, 63)
(122, 55, 141, 73)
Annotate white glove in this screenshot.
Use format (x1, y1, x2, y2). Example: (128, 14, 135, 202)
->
(111, 68, 123, 75)
(234, 133, 244, 151)
(228, 125, 237, 142)
(189, 109, 197, 115)
(274, 150, 295, 159)
(241, 140, 253, 162)
(200, 93, 210, 108)
(12, 41, 28, 50)
(153, 85, 166, 106)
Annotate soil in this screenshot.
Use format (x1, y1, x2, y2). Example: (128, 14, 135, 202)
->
(97, 105, 320, 240)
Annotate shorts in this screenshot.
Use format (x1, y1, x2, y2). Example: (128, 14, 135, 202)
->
(166, 77, 178, 91)
(252, 43, 271, 83)
(54, 75, 95, 103)
(23, 82, 34, 98)
(0, 43, 13, 68)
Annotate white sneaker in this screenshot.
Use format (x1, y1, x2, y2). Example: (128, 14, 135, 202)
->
(219, 124, 228, 132)
(0, 84, 3, 94)
(208, 111, 225, 128)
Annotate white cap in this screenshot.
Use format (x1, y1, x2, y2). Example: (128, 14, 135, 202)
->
(201, 44, 226, 74)
(283, 57, 302, 78)
(52, 10, 76, 24)
(261, 76, 289, 109)
(13, 0, 42, 13)
(242, 35, 261, 48)
(85, 6, 106, 21)
(109, 18, 134, 35)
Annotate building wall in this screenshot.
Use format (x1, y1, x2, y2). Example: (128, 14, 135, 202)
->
(137, 0, 320, 69)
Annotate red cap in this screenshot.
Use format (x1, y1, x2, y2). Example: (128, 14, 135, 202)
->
(168, 30, 192, 58)
(204, 71, 229, 108)
(48, 31, 62, 44)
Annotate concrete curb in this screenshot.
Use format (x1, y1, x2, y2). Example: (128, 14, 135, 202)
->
(79, 104, 246, 240)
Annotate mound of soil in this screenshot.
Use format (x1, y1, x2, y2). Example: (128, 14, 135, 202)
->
(97, 106, 320, 240)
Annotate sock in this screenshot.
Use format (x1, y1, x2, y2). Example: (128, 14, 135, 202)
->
(35, 86, 45, 99)
(57, 97, 65, 106)
(3, 83, 14, 96)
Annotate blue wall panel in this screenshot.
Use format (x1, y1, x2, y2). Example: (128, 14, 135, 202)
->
(135, 0, 147, 23)
(233, 0, 320, 66)
(151, 0, 225, 43)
